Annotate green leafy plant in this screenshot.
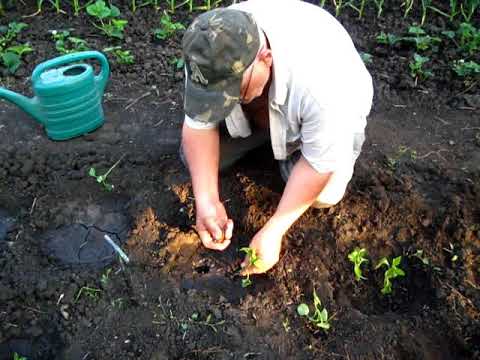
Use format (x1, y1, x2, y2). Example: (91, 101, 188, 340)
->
(88, 154, 125, 191)
(413, 249, 430, 265)
(348, 248, 368, 281)
(100, 268, 112, 286)
(297, 289, 331, 330)
(169, 56, 184, 70)
(457, 22, 480, 55)
(0, 22, 31, 74)
(13, 353, 27, 360)
(409, 53, 433, 81)
(376, 32, 402, 46)
(104, 46, 135, 65)
(52, 30, 89, 55)
(375, 256, 405, 294)
(153, 11, 185, 40)
(239, 247, 260, 288)
(74, 286, 102, 302)
(86, 0, 128, 39)
(453, 59, 480, 77)
(405, 26, 441, 51)
(359, 52, 373, 64)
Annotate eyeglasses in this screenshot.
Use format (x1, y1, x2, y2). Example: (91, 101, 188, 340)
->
(240, 61, 255, 104)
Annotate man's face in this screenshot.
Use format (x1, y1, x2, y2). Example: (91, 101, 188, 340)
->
(239, 46, 273, 104)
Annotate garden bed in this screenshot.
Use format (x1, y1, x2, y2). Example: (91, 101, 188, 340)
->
(0, 1, 479, 359)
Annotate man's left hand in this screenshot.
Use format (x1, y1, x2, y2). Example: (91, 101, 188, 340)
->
(240, 225, 283, 275)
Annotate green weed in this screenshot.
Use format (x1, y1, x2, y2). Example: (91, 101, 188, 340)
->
(409, 53, 433, 81)
(297, 289, 331, 331)
(405, 26, 441, 51)
(376, 32, 402, 46)
(13, 353, 27, 360)
(51, 30, 89, 55)
(348, 248, 368, 281)
(86, 0, 128, 39)
(104, 46, 135, 65)
(0, 22, 31, 74)
(375, 256, 405, 295)
(453, 59, 480, 76)
(88, 154, 125, 191)
(74, 286, 102, 302)
(154, 11, 185, 40)
(457, 22, 479, 55)
(169, 56, 184, 70)
(239, 247, 260, 288)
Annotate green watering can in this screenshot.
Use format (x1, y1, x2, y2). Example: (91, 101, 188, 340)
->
(0, 51, 110, 141)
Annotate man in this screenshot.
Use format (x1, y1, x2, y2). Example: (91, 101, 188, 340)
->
(180, 0, 373, 275)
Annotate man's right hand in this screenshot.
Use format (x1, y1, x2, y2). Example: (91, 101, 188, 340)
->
(195, 200, 233, 251)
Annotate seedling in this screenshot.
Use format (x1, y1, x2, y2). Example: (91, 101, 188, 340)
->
(387, 145, 417, 170)
(297, 289, 331, 331)
(409, 53, 433, 81)
(348, 248, 368, 281)
(453, 59, 480, 77)
(405, 26, 441, 51)
(88, 154, 125, 191)
(282, 317, 291, 333)
(153, 11, 185, 40)
(170, 56, 184, 70)
(0, 22, 31, 74)
(443, 242, 459, 263)
(375, 256, 405, 295)
(51, 30, 89, 55)
(104, 46, 135, 65)
(413, 249, 430, 265)
(86, 0, 128, 39)
(74, 286, 102, 302)
(239, 247, 260, 288)
(13, 354, 27, 360)
(100, 268, 112, 286)
(376, 32, 402, 46)
(457, 22, 479, 55)
(359, 52, 373, 64)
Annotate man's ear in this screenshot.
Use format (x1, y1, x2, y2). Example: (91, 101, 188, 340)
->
(259, 49, 273, 67)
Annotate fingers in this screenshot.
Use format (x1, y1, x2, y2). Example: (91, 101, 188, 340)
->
(204, 217, 224, 242)
(198, 229, 231, 251)
(223, 219, 234, 240)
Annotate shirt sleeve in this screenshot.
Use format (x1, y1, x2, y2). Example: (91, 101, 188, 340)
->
(300, 94, 357, 174)
(184, 114, 218, 130)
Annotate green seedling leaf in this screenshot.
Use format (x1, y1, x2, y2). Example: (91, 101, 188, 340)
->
(1, 52, 20, 73)
(241, 277, 252, 288)
(297, 303, 310, 316)
(348, 248, 368, 281)
(377, 256, 405, 295)
(360, 52, 373, 64)
(87, 0, 111, 19)
(6, 44, 33, 56)
(375, 257, 390, 269)
(88, 167, 96, 177)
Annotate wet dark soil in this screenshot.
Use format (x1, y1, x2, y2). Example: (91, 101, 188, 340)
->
(1, 2, 479, 360)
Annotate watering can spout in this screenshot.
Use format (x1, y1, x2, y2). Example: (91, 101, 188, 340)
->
(0, 88, 42, 124)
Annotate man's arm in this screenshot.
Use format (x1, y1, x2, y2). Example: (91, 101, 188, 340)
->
(241, 155, 331, 274)
(182, 122, 233, 250)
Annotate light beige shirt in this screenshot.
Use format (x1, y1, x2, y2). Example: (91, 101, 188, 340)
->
(185, 0, 373, 174)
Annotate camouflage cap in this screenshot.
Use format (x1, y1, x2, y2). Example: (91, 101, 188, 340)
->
(182, 8, 260, 124)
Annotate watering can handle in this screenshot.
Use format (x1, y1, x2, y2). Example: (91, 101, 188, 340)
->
(31, 51, 110, 93)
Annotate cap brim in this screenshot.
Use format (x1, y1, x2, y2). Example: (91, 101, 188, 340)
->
(184, 75, 241, 124)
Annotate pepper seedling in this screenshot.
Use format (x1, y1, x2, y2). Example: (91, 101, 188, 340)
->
(348, 247, 368, 281)
(375, 256, 405, 295)
(88, 154, 125, 191)
(297, 289, 331, 331)
(239, 247, 260, 288)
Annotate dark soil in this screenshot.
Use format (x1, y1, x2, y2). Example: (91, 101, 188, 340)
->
(1, 1, 479, 360)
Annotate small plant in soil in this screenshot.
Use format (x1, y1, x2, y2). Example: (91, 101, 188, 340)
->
(443, 242, 459, 263)
(13, 353, 27, 360)
(409, 53, 433, 82)
(297, 289, 331, 331)
(452, 59, 480, 77)
(51, 30, 89, 55)
(387, 145, 417, 170)
(0, 22, 32, 74)
(348, 247, 368, 281)
(104, 46, 135, 65)
(153, 11, 185, 40)
(376, 31, 402, 46)
(412, 249, 430, 265)
(457, 22, 479, 55)
(86, 0, 128, 39)
(100, 268, 112, 286)
(239, 247, 260, 288)
(74, 286, 102, 302)
(405, 26, 441, 52)
(170, 56, 184, 70)
(88, 154, 125, 191)
(375, 256, 405, 295)
(359, 52, 373, 64)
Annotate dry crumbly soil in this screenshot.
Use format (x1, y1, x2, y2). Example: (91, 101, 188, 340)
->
(0, 2, 479, 359)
